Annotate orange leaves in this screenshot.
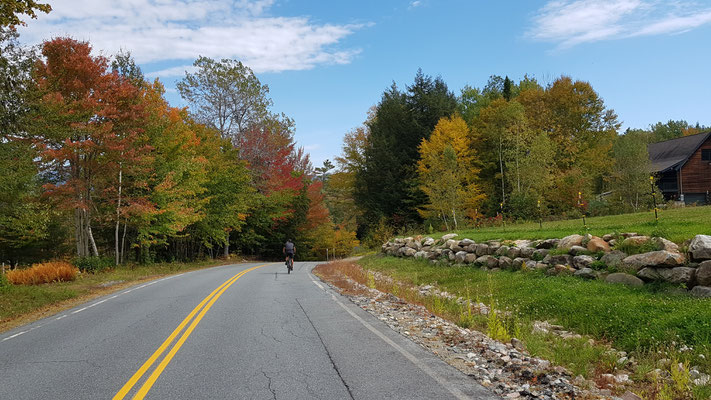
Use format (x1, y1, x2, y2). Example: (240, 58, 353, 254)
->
(6, 261, 79, 285)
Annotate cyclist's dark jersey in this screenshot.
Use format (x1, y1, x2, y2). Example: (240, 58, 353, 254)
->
(284, 241, 295, 256)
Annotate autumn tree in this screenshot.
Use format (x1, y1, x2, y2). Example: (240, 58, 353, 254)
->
(0, 0, 51, 27)
(177, 56, 271, 145)
(610, 129, 653, 212)
(418, 114, 484, 229)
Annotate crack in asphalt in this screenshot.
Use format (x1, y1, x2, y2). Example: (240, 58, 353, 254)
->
(262, 370, 277, 400)
(295, 298, 355, 400)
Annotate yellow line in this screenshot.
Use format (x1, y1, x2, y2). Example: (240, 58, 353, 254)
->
(113, 263, 272, 400)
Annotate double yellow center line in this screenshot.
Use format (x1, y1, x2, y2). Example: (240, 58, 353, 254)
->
(113, 263, 272, 400)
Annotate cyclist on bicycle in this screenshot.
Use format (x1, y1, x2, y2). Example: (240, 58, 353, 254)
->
(283, 239, 295, 268)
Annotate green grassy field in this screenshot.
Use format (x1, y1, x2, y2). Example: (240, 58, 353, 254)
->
(0, 259, 233, 331)
(358, 254, 711, 398)
(420, 205, 711, 243)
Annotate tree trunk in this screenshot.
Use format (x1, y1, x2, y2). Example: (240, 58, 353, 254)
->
(87, 214, 99, 257)
(115, 163, 123, 265)
(121, 218, 127, 263)
(223, 232, 229, 258)
(499, 137, 505, 203)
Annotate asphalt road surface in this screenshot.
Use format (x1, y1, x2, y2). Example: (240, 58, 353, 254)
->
(0, 262, 497, 399)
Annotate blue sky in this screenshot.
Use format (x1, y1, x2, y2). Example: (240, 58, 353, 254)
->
(18, 0, 711, 168)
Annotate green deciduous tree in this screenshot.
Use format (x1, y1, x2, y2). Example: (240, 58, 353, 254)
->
(0, 0, 50, 27)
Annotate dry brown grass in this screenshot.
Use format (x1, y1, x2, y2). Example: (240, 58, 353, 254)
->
(6, 261, 79, 285)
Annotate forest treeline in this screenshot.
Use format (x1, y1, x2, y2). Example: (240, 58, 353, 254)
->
(0, 4, 357, 265)
(324, 71, 708, 245)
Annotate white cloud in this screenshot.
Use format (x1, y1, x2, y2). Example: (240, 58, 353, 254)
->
(528, 0, 711, 48)
(18, 0, 363, 73)
(409, 1, 422, 9)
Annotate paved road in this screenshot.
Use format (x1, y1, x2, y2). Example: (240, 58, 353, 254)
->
(0, 262, 497, 399)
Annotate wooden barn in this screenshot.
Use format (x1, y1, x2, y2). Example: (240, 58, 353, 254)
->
(648, 131, 711, 204)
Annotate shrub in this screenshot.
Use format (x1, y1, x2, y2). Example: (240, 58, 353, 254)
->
(73, 256, 113, 273)
(6, 261, 79, 285)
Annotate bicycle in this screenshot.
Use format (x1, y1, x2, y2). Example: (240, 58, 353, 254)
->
(286, 254, 294, 274)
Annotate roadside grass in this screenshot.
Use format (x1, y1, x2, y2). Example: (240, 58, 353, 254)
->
(355, 255, 711, 388)
(0, 259, 235, 332)
(419, 205, 711, 243)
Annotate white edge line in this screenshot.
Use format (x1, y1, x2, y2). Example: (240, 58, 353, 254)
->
(311, 279, 470, 400)
(2, 331, 26, 341)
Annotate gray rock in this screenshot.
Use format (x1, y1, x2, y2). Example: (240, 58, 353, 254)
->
(574, 267, 596, 280)
(536, 239, 559, 249)
(448, 250, 456, 261)
(486, 256, 499, 269)
(423, 237, 435, 246)
(602, 233, 614, 241)
(668, 267, 696, 285)
(414, 251, 427, 259)
(465, 244, 477, 253)
(696, 260, 711, 287)
(455, 251, 468, 263)
(403, 247, 417, 257)
(568, 245, 588, 256)
(543, 254, 573, 266)
(519, 246, 535, 258)
(623, 251, 685, 271)
(605, 273, 644, 287)
(637, 267, 674, 282)
(524, 259, 538, 270)
(512, 257, 527, 270)
(495, 245, 510, 256)
(621, 232, 639, 238)
(689, 235, 711, 260)
(498, 256, 512, 269)
(559, 234, 584, 249)
(573, 255, 595, 269)
(459, 238, 475, 246)
(507, 246, 521, 258)
(652, 237, 679, 253)
(621, 235, 650, 247)
(475, 243, 489, 256)
(441, 233, 458, 241)
(464, 253, 478, 264)
(475, 255, 490, 265)
(601, 250, 627, 268)
(487, 242, 501, 254)
(691, 286, 711, 298)
(532, 248, 549, 260)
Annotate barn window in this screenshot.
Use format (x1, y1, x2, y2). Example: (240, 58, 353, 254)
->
(703, 149, 711, 161)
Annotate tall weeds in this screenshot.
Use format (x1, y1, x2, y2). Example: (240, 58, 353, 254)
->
(6, 261, 79, 285)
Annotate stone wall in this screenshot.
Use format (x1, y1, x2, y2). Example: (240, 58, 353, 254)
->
(382, 233, 711, 297)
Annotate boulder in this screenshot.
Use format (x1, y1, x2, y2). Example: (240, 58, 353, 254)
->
(689, 235, 711, 260)
(623, 251, 685, 271)
(573, 255, 596, 269)
(498, 256, 513, 269)
(602, 234, 615, 241)
(621, 232, 639, 238)
(605, 273, 644, 287)
(637, 267, 674, 282)
(475, 255, 490, 265)
(668, 267, 696, 286)
(414, 251, 427, 259)
(524, 259, 538, 270)
(552, 264, 574, 275)
(535, 262, 548, 270)
(559, 234, 584, 249)
(512, 257, 527, 270)
(507, 247, 521, 258)
(403, 247, 417, 257)
(601, 250, 628, 269)
(486, 256, 499, 269)
(519, 246, 535, 258)
(487, 242, 501, 254)
(536, 239, 558, 249)
(445, 239, 457, 249)
(543, 254, 574, 266)
(587, 236, 611, 253)
(622, 236, 650, 247)
(465, 244, 478, 253)
(652, 237, 679, 253)
(475, 244, 489, 256)
(423, 237, 435, 246)
(495, 245, 510, 256)
(459, 238, 476, 247)
(568, 245, 588, 256)
(691, 286, 711, 298)
(464, 253, 478, 264)
(696, 260, 711, 287)
(441, 233, 458, 241)
(574, 267, 597, 280)
(455, 251, 468, 263)
(448, 250, 456, 261)
(532, 248, 549, 260)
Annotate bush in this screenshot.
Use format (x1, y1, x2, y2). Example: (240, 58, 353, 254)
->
(6, 261, 79, 285)
(73, 256, 113, 273)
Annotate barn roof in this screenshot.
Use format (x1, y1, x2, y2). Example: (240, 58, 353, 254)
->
(648, 131, 711, 173)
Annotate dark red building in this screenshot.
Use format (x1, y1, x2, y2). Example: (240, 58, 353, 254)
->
(648, 131, 711, 204)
